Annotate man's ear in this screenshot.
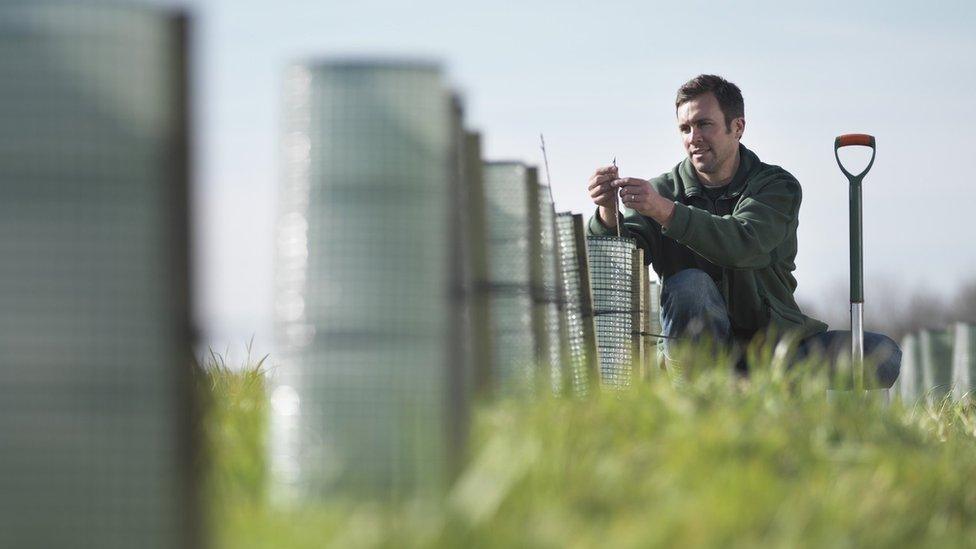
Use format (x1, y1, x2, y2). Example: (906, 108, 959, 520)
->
(734, 118, 745, 140)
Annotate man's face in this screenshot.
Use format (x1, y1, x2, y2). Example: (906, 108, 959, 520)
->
(677, 92, 744, 177)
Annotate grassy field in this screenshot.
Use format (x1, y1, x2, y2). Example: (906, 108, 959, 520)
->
(201, 346, 976, 548)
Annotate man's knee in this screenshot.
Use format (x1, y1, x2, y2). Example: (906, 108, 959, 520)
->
(661, 269, 723, 304)
(660, 269, 730, 342)
(664, 268, 716, 291)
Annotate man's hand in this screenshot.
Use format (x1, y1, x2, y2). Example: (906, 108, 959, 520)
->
(587, 165, 619, 228)
(612, 177, 676, 228)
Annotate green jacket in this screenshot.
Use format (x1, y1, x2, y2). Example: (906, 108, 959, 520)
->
(588, 144, 828, 342)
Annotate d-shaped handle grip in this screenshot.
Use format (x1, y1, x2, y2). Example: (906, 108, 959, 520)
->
(834, 133, 876, 181)
(835, 134, 875, 148)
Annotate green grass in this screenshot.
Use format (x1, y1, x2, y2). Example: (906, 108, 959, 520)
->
(201, 346, 269, 506)
(202, 346, 976, 548)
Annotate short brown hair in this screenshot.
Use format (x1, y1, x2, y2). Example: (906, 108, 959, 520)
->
(675, 74, 744, 131)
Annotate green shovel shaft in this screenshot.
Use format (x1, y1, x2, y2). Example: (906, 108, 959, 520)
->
(849, 178, 863, 303)
(834, 133, 875, 307)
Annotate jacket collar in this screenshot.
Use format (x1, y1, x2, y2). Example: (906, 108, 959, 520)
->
(679, 143, 756, 200)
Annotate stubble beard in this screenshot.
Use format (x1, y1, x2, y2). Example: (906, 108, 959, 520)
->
(692, 151, 717, 175)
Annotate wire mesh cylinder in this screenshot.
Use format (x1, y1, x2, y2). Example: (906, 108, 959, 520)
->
(632, 250, 645, 381)
(524, 169, 548, 391)
(899, 333, 924, 404)
(587, 236, 637, 388)
(951, 323, 975, 401)
(537, 185, 565, 393)
(461, 132, 492, 396)
(483, 162, 539, 392)
(640, 274, 651, 381)
(556, 213, 599, 396)
(272, 60, 462, 500)
(0, 3, 195, 547)
(444, 96, 471, 478)
(648, 280, 663, 371)
(920, 329, 953, 402)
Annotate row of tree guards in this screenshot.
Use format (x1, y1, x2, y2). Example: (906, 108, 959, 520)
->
(271, 60, 666, 501)
(895, 323, 976, 404)
(13, 4, 976, 544)
(0, 3, 666, 540)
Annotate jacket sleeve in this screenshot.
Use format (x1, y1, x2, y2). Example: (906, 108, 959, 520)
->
(660, 176, 801, 269)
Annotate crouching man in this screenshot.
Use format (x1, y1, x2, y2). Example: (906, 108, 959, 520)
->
(586, 74, 900, 388)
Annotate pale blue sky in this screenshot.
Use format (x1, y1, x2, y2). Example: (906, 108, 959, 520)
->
(182, 0, 976, 356)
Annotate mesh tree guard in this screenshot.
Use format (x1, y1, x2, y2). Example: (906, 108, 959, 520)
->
(556, 213, 599, 396)
(525, 170, 548, 391)
(482, 162, 540, 393)
(0, 3, 196, 547)
(951, 323, 975, 401)
(537, 185, 567, 394)
(647, 280, 663, 373)
(896, 334, 919, 403)
(587, 236, 637, 388)
(631, 250, 645, 381)
(920, 329, 953, 403)
(272, 60, 463, 500)
(461, 132, 492, 396)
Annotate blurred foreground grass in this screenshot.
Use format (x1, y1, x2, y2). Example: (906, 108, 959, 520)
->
(202, 348, 976, 548)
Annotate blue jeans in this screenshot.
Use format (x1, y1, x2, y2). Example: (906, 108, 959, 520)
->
(660, 269, 901, 388)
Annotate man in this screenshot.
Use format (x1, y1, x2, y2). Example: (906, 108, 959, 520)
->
(586, 74, 899, 388)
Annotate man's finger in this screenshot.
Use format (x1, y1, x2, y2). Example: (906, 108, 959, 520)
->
(587, 173, 614, 191)
(611, 177, 644, 188)
(595, 165, 619, 176)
